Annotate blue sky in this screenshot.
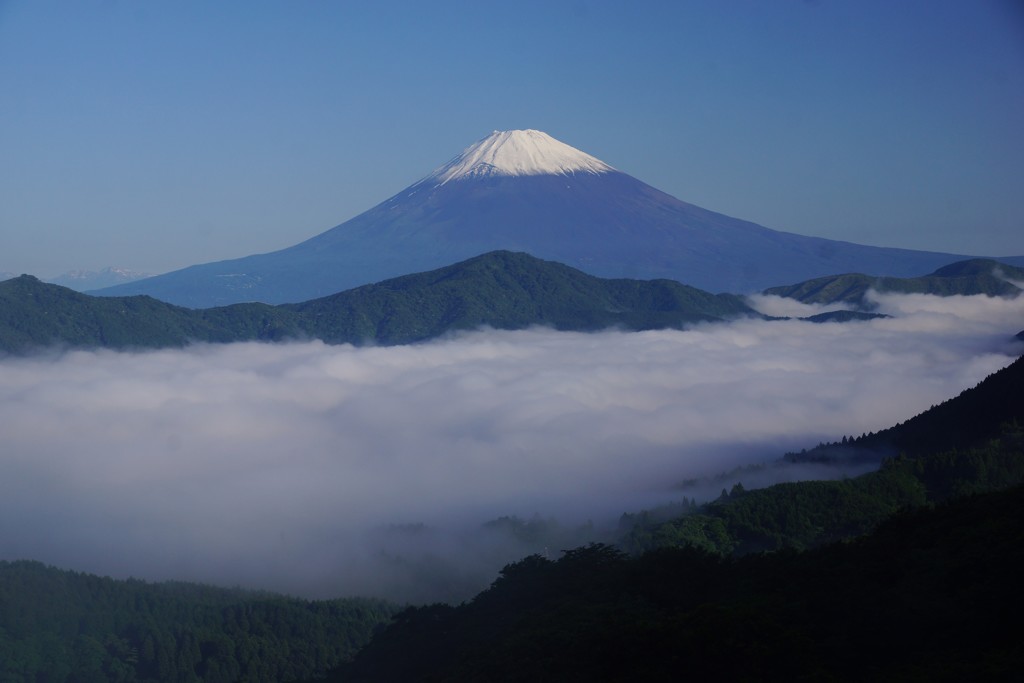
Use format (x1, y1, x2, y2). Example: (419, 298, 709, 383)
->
(1, 0, 1022, 278)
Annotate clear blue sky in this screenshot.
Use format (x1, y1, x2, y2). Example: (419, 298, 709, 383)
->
(2, 0, 1022, 278)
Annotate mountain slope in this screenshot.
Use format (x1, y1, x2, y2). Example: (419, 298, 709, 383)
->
(0, 561, 396, 682)
(764, 258, 1024, 306)
(284, 251, 756, 345)
(0, 273, 297, 353)
(0, 277, 296, 354)
(626, 355, 1024, 555)
(325, 356, 1024, 683)
(326, 486, 1024, 682)
(787, 354, 1024, 464)
(0, 252, 757, 354)
(93, 130, 1019, 308)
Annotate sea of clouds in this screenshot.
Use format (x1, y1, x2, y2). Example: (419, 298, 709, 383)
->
(0, 291, 1021, 601)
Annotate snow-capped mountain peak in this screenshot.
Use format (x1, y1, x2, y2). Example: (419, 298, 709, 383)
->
(94, 129, 988, 308)
(427, 129, 615, 185)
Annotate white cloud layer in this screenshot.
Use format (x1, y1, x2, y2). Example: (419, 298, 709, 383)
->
(744, 293, 852, 318)
(0, 292, 1021, 600)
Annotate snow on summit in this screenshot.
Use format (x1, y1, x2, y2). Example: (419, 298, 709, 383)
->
(429, 129, 615, 184)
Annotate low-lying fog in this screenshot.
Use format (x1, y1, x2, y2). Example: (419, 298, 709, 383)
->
(1, 291, 1021, 602)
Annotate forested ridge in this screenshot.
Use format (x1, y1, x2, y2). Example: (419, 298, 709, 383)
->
(618, 356, 1024, 555)
(0, 251, 755, 354)
(0, 565, 395, 682)
(327, 485, 1024, 682)
(790, 352, 1024, 462)
(621, 420, 1024, 556)
(763, 257, 1024, 306)
(6, 253, 1018, 355)
(321, 355, 1024, 682)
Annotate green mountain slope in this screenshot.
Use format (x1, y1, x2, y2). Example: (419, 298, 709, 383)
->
(284, 251, 756, 345)
(790, 354, 1024, 462)
(0, 273, 302, 353)
(0, 252, 758, 354)
(0, 562, 396, 682)
(324, 356, 1024, 682)
(764, 258, 1024, 306)
(622, 356, 1024, 556)
(325, 486, 1024, 682)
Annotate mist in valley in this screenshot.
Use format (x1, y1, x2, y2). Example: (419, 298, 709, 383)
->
(0, 291, 1020, 602)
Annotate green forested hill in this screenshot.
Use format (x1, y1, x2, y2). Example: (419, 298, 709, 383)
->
(326, 485, 1024, 682)
(0, 251, 757, 354)
(325, 356, 1024, 682)
(283, 250, 756, 345)
(0, 562, 396, 682)
(792, 354, 1024, 462)
(0, 273, 302, 353)
(623, 356, 1024, 556)
(623, 423, 1023, 556)
(764, 257, 1024, 306)
(5, 254, 1018, 354)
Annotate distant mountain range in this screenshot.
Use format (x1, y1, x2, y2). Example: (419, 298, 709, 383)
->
(46, 266, 151, 291)
(3, 268, 150, 291)
(0, 251, 758, 354)
(5, 252, 1022, 355)
(765, 258, 1024, 306)
(90, 129, 1024, 308)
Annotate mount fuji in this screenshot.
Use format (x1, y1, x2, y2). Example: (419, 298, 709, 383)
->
(94, 130, 1016, 307)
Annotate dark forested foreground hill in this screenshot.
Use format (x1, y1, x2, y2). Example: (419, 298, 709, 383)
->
(321, 486, 1024, 682)
(322, 356, 1024, 682)
(622, 420, 1024, 557)
(0, 562, 397, 682)
(0, 251, 756, 354)
(622, 356, 1024, 556)
(764, 257, 1024, 306)
(791, 353, 1024, 463)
